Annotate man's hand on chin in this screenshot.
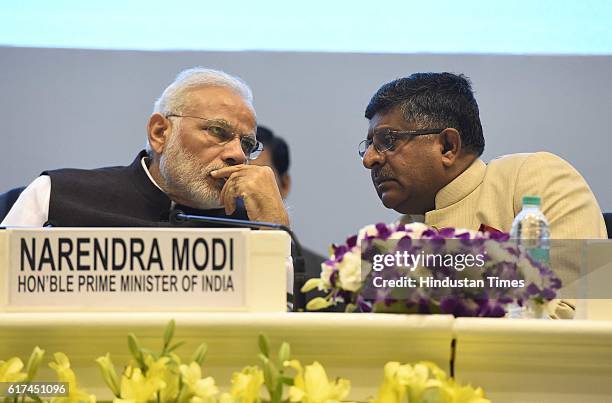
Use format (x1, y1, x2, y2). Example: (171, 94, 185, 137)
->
(211, 165, 290, 227)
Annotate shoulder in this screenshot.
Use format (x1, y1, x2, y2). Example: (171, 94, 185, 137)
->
(488, 151, 574, 170)
(44, 163, 131, 190)
(486, 152, 580, 180)
(45, 164, 126, 179)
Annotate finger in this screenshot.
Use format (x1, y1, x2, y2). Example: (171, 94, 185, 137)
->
(220, 178, 239, 215)
(210, 165, 246, 178)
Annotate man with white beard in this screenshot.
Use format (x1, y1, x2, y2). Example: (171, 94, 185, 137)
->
(1, 68, 289, 228)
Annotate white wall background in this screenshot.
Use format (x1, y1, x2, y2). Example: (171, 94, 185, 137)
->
(1, 47, 611, 254)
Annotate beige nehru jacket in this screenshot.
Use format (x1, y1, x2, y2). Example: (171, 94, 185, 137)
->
(401, 152, 607, 238)
(401, 152, 607, 319)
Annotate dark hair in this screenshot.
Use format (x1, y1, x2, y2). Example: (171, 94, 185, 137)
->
(365, 72, 485, 156)
(256, 125, 290, 176)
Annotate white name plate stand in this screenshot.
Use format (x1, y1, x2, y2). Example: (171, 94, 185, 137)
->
(0, 228, 289, 312)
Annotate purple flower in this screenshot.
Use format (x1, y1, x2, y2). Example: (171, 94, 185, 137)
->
(332, 244, 348, 259)
(455, 232, 471, 240)
(397, 236, 412, 251)
(526, 283, 540, 296)
(375, 223, 392, 239)
(422, 229, 437, 238)
(356, 295, 372, 312)
(346, 235, 358, 249)
(541, 287, 556, 300)
(438, 227, 456, 238)
(316, 222, 560, 317)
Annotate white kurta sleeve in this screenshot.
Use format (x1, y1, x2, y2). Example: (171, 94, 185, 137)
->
(1, 176, 51, 227)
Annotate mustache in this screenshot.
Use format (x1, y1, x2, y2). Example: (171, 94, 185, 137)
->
(371, 168, 395, 183)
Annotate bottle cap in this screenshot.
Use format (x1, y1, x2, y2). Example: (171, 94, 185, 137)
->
(522, 195, 541, 206)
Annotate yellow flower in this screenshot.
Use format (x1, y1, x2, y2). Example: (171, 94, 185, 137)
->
(301, 278, 323, 293)
(25, 346, 45, 381)
(447, 383, 490, 403)
(218, 393, 235, 403)
(189, 376, 218, 403)
(228, 366, 263, 403)
(0, 357, 27, 382)
(179, 362, 219, 403)
(373, 361, 490, 403)
(96, 353, 121, 397)
(118, 365, 165, 403)
(373, 362, 405, 403)
(49, 352, 96, 403)
(306, 297, 333, 311)
(285, 360, 350, 403)
(145, 355, 179, 402)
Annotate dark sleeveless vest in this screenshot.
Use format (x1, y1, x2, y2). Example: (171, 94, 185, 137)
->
(43, 150, 249, 227)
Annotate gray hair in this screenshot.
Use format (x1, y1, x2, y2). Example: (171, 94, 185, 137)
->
(147, 67, 254, 152)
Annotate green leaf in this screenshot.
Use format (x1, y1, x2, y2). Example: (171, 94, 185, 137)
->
(128, 333, 145, 367)
(278, 342, 290, 365)
(280, 376, 294, 386)
(261, 355, 274, 393)
(271, 381, 284, 403)
(25, 346, 45, 381)
(25, 393, 43, 403)
(268, 361, 279, 385)
(163, 319, 176, 349)
(141, 348, 159, 359)
(258, 352, 269, 362)
(258, 333, 270, 358)
(191, 343, 208, 366)
(167, 341, 186, 353)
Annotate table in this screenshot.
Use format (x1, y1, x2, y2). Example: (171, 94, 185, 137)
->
(0, 312, 455, 401)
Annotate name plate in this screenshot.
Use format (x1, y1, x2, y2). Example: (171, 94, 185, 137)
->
(0, 228, 289, 312)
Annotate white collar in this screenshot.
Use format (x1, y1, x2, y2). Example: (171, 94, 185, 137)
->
(140, 157, 163, 191)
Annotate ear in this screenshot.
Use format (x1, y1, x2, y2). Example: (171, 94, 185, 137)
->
(147, 113, 172, 154)
(278, 174, 291, 200)
(438, 128, 461, 167)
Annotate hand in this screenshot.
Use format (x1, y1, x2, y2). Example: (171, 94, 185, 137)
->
(210, 165, 290, 227)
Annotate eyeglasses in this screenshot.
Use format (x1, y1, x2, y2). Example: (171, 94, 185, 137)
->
(166, 114, 263, 160)
(358, 128, 444, 159)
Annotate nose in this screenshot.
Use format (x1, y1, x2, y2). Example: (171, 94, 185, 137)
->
(221, 136, 248, 165)
(362, 144, 384, 169)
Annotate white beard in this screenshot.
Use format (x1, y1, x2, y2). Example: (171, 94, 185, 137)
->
(159, 130, 224, 209)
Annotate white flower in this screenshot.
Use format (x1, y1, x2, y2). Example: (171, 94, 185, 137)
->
(401, 222, 431, 239)
(357, 224, 379, 245)
(337, 251, 362, 292)
(319, 261, 335, 290)
(483, 240, 515, 263)
(517, 255, 542, 287)
(388, 230, 410, 240)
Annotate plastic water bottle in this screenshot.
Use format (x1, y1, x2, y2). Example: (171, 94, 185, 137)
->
(508, 195, 550, 318)
(511, 195, 550, 266)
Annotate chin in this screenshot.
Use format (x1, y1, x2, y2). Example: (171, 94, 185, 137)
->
(380, 195, 401, 213)
(381, 196, 415, 215)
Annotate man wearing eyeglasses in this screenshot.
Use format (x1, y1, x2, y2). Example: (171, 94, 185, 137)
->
(1, 67, 289, 228)
(360, 73, 607, 319)
(360, 72, 606, 239)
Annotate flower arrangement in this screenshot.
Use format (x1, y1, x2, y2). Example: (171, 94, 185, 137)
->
(302, 222, 561, 317)
(0, 320, 490, 402)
